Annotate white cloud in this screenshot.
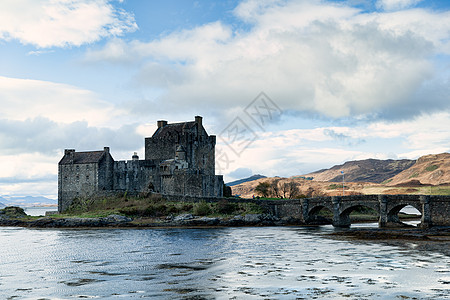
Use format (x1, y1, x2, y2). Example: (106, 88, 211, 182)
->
(376, 0, 423, 11)
(0, 76, 117, 125)
(0, 0, 137, 48)
(218, 111, 450, 180)
(86, 0, 450, 121)
(0, 153, 57, 197)
(368, 112, 450, 151)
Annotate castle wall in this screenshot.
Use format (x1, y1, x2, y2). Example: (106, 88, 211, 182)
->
(58, 162, 98, 212)
(145, 122, 216, 176)
(145, 137, 178, 161)
(113, 160, 160, 193)
(97, 153, 114, 191)
(190, 135, 216, 176)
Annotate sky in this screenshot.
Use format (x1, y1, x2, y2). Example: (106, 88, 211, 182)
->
(0, 0, 449, 199)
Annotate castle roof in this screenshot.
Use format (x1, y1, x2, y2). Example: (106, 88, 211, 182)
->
(152, 121, 197, 138)
(59, 151, 105, 165)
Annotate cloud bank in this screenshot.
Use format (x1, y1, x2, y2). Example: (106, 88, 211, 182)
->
(0, 0, 137, 48)
(86, 0, 450, 122)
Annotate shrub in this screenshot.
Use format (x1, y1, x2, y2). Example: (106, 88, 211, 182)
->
(194, 201, 211, 216)
(181, 203, 193, 212)
(216, 200, 237, 215)
(144, 204, 167, 217)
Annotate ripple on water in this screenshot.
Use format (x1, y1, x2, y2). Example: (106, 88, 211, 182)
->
(0, 226, 449, 299)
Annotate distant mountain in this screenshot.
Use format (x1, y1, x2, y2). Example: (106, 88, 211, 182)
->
(387, 153, 450, 186)
(0, 202, 5, 208)
(303, 158, 416, 184)
(1, 196, 57, 207)
(227, 174, 267, 186)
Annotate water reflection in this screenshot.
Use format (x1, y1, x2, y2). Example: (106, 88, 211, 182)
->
(0, 226, 448, 299)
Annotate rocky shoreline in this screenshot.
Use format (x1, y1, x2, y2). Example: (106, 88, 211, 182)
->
(0, 209, 299, 228)
(2, 207, 449, 244)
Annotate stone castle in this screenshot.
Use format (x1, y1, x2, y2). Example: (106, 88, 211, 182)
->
(58, 116, 224, 212)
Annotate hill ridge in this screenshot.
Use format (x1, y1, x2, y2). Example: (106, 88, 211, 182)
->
(303, 158, 416, 183)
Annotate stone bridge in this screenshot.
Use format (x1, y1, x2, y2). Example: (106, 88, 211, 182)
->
(267, 194, 450, 228)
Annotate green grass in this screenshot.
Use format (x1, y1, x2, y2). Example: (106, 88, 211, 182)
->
(409, 172, 419, 178)
(328, 184, 347, 190)
(425, 165, 439, 172)
(62, 195, 266, 219)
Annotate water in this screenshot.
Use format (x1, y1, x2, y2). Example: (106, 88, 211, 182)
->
(24, 207, 58, 216)
(0, 226, 448, 299)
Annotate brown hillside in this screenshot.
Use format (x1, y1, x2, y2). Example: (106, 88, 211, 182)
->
(231, 177, 377, 199)
(303, 158, 415, 183)
(387, 153, 450, 186)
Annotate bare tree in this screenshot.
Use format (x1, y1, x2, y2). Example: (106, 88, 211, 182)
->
(281, 182, 289, 198)
(288, 181, 300, 199)
(255, 182, 270, 198)
(270, 179, 281, 198)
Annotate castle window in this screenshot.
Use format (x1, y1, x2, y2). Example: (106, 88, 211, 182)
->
(76, 165, 80, 171)
(86, 165, 89, 170)
(86, 175, 89, 181)
(76, 175, 79, 181)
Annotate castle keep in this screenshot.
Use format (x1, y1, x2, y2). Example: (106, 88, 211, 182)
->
(58, 116, 223, 212)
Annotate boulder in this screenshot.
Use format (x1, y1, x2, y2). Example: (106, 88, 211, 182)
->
(174, 214, 194, 222)
(104, 214, 132, 224)
(244, 214, 262, 224)
(192, 217, 220, 226)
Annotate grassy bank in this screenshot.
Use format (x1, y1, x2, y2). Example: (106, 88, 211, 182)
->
(61, 194, 265, 220)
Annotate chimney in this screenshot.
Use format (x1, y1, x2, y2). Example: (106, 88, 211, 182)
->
(65, 149, 75, 155)
(104, 147, 110, 153)
(157, 120, 168, 128)
(132, 152, 139, 161)
(65, 149, 75, 164)
(195, 116, 202, 126)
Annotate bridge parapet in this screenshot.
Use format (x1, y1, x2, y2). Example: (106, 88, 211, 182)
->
(268, 194, 450, 228)
(164, 194, 449, 228)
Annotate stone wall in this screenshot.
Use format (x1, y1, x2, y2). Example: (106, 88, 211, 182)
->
(429, 195, 450, 226)
(58, 162, 99, 212)
(97, 151, 114, 191)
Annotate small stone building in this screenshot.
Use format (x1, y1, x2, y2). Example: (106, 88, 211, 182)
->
(58, 116, 223, 212)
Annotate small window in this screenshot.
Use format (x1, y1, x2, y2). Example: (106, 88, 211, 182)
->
(86, 175, 90, 181)
(76, 175, 79, 181)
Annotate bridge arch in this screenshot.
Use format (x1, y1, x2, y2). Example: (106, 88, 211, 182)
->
(387, 203, 422, 227)
(307, 205, 333, 225)
(337, 204, 380, 228)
